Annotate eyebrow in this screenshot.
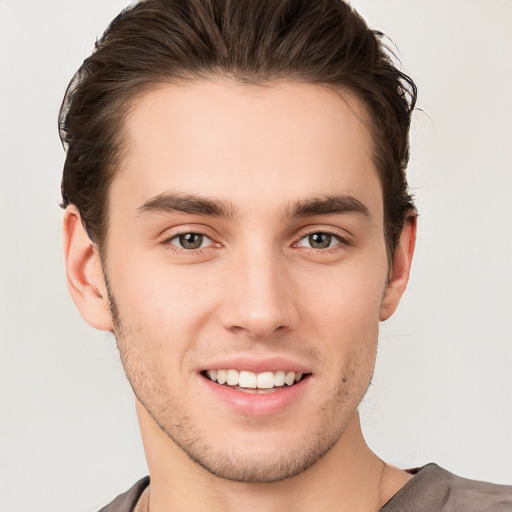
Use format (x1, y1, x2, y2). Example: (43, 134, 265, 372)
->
(136, 192, 370, 221)
(281, 195, 371, 221)
(136, 192, 238, 218)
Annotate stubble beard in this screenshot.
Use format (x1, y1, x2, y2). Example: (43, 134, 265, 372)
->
(103, 273, 375, 484)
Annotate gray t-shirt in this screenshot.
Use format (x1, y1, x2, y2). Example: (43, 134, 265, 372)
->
(380, 464, 512, 511)
(99, 464, 512, 511)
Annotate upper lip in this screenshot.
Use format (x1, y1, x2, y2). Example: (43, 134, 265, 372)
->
(199, 355, 312, 374)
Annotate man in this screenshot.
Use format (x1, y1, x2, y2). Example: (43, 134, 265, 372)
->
(59, 0, 512, 510)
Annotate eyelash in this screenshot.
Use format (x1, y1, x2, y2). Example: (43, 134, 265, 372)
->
(293, 230, 348, 252)
(162, 229, 349, 255)
(162, 231, 217, 255)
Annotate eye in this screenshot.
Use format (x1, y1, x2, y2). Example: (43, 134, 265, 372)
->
(297, 232, 343, 249)
(168, 232, 212, 250)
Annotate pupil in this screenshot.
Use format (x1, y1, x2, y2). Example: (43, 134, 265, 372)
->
(179, 233, 203, 249)
(309, 233, 331, 249)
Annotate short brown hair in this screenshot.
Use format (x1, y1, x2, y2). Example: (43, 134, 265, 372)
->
(59, 0, 417, 258)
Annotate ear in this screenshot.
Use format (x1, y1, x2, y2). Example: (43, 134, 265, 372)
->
(62, 206, 114, 331)
(380, 215, 417, 321)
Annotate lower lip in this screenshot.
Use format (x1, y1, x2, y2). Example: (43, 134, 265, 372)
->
(201, 375, 310, 416)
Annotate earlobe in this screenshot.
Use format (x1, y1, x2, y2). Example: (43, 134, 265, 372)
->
(62, 206, 114, 331)
(379, 215, 417, 321)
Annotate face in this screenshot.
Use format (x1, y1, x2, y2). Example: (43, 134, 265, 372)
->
(99, 80, 397, 482)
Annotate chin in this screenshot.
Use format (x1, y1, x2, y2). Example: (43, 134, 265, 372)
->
(183, 441, 335, 483)
(156, 413, 348, 483)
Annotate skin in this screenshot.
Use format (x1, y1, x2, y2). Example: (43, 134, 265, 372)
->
(63, 80, 416, 511)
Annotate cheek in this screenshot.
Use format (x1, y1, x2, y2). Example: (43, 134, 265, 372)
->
(108, 257, 222, 370)
(296, 259, 385, 370)
(300, 260, 387, 330)
(112, 254, 215, 320)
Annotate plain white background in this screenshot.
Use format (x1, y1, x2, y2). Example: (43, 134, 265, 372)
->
(0, 1, 511, 510)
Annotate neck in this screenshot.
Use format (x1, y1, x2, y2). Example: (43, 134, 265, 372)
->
(137, 401, 410, 512)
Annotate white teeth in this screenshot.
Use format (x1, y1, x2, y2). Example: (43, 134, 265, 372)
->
(239, 370, 257, 388)
(205, 369, 306, 389)
(217, 369, 227, 385)
(274, 370, 285, 387)
(256, 371, 274, 389)
(226, 369, 239, 386)
(284, 371, 295, 386)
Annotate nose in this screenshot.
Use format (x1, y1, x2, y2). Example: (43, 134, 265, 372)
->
(219, 246, 299, 339)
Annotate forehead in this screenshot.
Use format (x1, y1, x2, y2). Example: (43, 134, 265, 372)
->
(112, 79, 381, 221)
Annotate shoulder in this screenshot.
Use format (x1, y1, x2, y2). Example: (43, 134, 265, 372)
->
(380, 464, 512, 512)
(97, 476, 150, 512)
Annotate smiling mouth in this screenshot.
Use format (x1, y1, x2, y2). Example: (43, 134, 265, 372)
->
(202, 369, 309, 393)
